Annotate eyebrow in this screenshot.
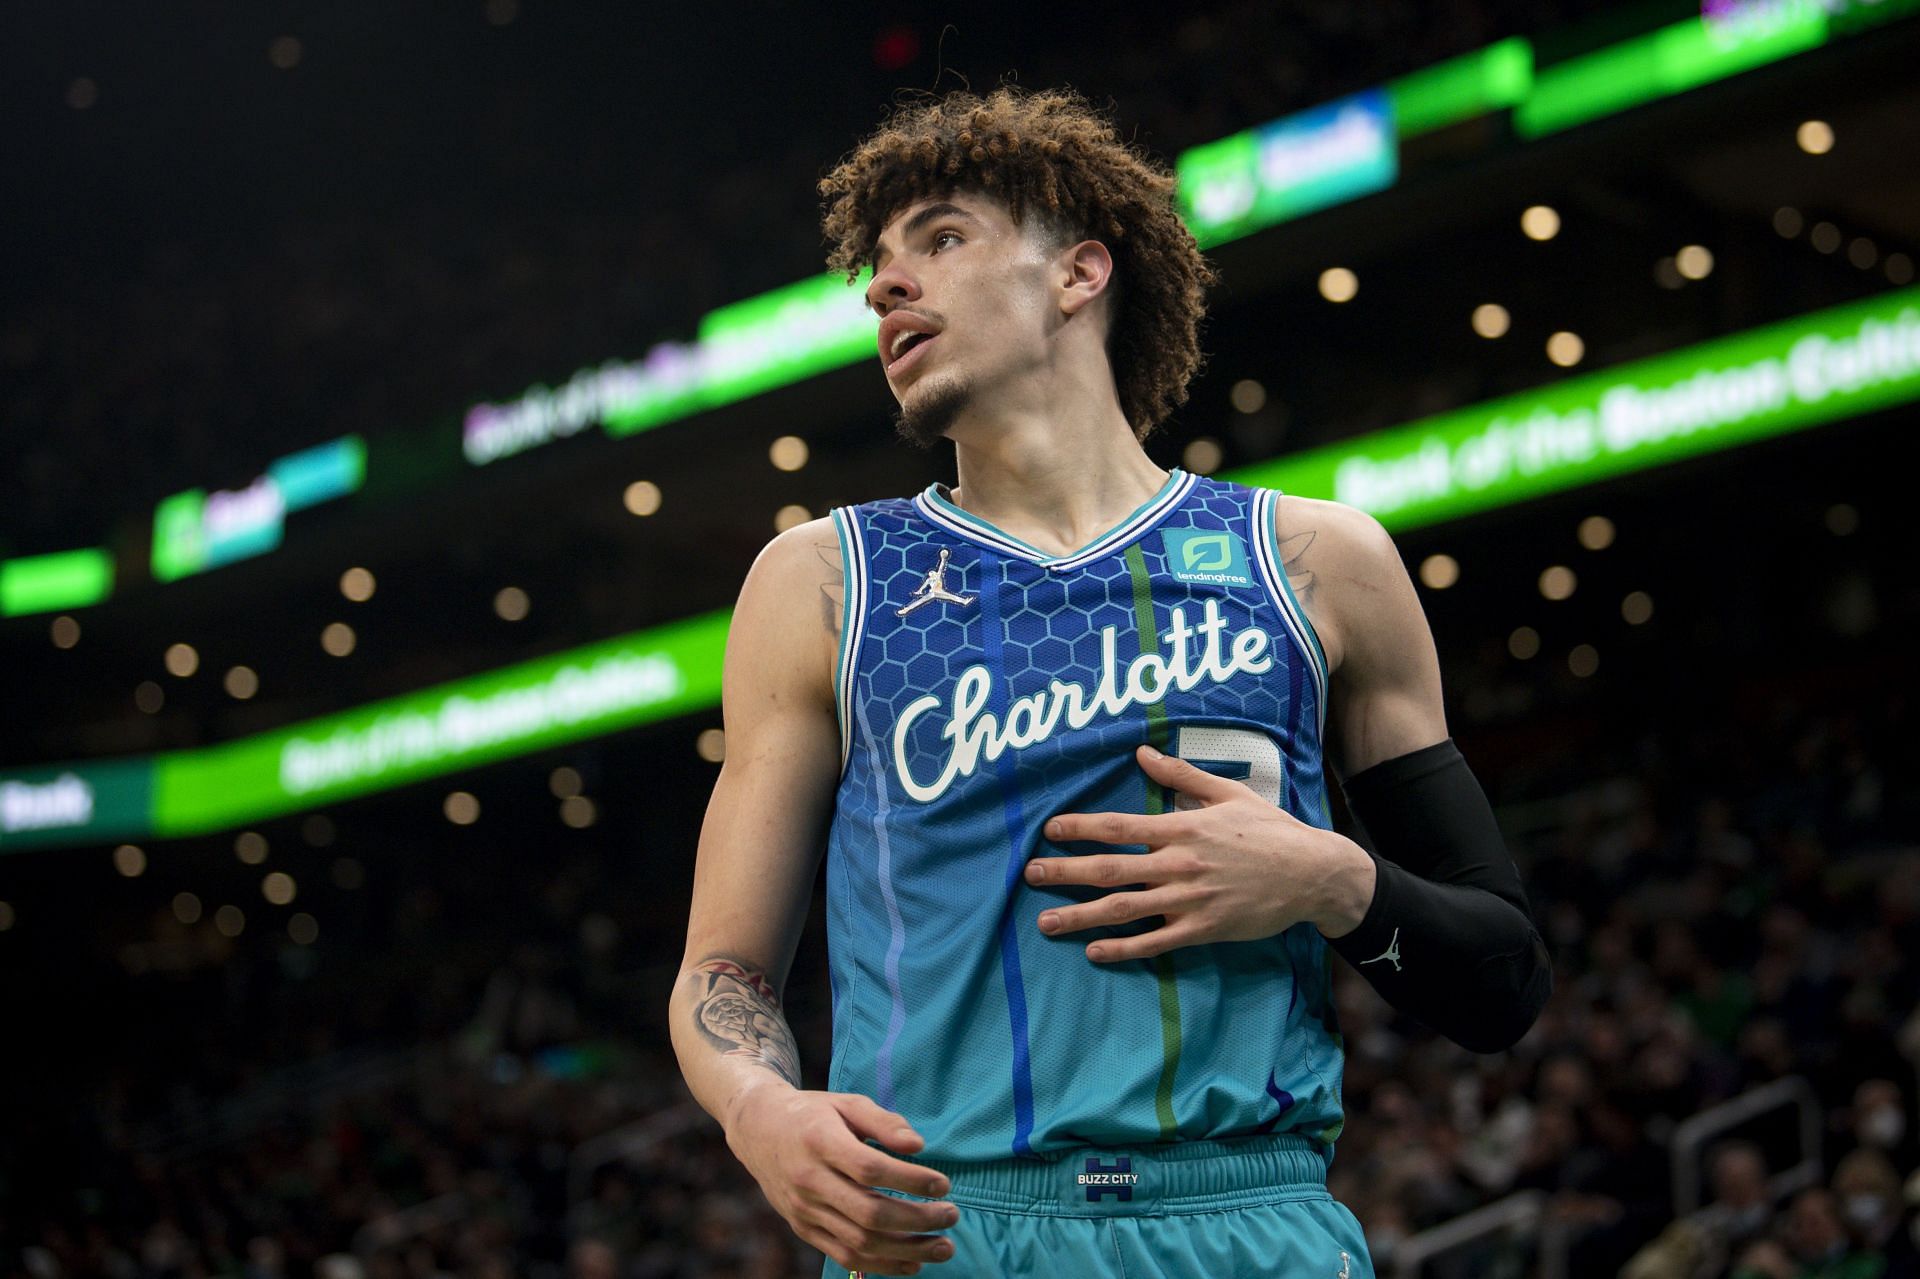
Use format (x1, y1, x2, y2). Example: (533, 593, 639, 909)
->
(872, 202, 979, 273)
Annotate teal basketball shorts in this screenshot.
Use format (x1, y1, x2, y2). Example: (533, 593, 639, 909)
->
(827, 1133, 1375, 1279)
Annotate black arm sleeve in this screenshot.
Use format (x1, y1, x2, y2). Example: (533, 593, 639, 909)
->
(1324, 738, 1552, 1053)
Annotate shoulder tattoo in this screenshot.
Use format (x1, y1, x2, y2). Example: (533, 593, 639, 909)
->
(814, 538, 844, 640)
(1278, 526, 1318, 611)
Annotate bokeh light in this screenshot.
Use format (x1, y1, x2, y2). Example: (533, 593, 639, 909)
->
(1419, 554, 1460, 589)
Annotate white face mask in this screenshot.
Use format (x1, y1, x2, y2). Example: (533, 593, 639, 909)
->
(1844, 1194, 1889, 1229)
(1861, 1106, 1907, 1148)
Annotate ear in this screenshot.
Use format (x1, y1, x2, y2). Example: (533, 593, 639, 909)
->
(1056, 239, 1115, 320)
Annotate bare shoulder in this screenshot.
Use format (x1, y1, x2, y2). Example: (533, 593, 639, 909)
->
(728, 517, 845, 709)
(1276, 494, 1447, 774)
(1271, 494, 1404, 676)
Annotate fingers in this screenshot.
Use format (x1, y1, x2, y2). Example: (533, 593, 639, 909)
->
(1036, 884, 1188, 937)
(1083, 916, 1204, 962)
(1026, 849, 1185, 888)
(1134, 743, 1247, 802)
(837, 1141, 957, 1203)
(829, 1096, 952, 1198)
(837, 1183, 962, 1235)
(807, 1198, 956, 1275)
(1043, 809, 1181, 848)
(834, 1095, 927, 1155)
(810, 1162, 959, 1273)
(785, 1095, 959, 1274)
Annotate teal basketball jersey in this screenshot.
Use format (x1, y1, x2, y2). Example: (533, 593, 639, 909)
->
(823, 468, 1345, 1165)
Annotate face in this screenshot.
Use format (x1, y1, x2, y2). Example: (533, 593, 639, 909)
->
(864, 191, 1077, 447)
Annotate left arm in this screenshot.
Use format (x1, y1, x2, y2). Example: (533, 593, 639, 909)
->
(1289, 495, 1551, 1052)
(1026, 497, 1550, 1054)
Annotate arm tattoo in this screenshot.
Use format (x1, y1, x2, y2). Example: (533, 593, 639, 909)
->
(1278, 527, 1318, 610)
(814, 540, 844, 640)
(688, 955, 801, 1088)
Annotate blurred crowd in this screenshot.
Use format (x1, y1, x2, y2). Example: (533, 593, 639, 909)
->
(3, 619, 1914, 1278)
(1332, 685, 1920, 1279)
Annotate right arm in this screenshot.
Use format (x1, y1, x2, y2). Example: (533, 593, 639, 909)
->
(668, 518, 959, 1275)
(670, 519, 842, 1129)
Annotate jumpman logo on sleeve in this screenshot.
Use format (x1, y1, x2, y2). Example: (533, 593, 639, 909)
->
(1360, 928, 1402, 972)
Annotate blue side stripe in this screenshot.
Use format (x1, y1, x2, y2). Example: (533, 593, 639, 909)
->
(852, 676, 910, 1111)
(978, 550, 1038, 1158)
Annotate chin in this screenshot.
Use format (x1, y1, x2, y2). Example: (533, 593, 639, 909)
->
(893, 370, 972, 449)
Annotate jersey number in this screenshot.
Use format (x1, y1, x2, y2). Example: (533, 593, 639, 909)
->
(1170, 726, 1283, 809)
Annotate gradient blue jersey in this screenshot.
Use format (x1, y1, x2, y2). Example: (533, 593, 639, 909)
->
(823, 468, 1345, 1165)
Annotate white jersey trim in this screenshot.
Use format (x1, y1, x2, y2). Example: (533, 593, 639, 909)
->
(1249, 486, 1329, 742)
(828, 506, 870, 780)
(912, 469, 1197, 571)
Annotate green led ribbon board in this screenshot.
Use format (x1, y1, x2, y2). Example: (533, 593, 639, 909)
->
(0, 612, 729, 853)
(0, 548, 114, 617)
(150, 610, 731, 837)
(4, 291, 1916, 851)
(1226, 286, 1920, 529)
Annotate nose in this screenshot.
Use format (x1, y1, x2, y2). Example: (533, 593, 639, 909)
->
(865, 258, 920, 316)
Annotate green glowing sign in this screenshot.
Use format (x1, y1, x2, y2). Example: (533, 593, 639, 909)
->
(149, 610, 730, 836)
(1517, 7, 1826, 137)
(9, 288, 1920, 851)
(1227, 286, 1920, 529)
(1515, 0, 1918, 139)
(151, 489, 211, 583)
(596, 272, 878, 441)
(1385, 37, 1533, 139)
(695, 271, 878, 408)
(0, 547, 115, 617)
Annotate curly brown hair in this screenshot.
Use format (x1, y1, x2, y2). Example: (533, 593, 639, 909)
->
(818, 85, 1217, 441)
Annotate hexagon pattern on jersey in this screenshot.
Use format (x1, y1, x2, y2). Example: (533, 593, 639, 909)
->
(824, 474, 1346, 1164)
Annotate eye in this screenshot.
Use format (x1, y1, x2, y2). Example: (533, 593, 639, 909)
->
(932, 229, 962, 252)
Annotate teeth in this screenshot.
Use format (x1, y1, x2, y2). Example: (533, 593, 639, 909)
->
(892, 330, 916, 359)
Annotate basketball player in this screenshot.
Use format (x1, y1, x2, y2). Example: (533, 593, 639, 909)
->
(669, 87, 1551, 1278)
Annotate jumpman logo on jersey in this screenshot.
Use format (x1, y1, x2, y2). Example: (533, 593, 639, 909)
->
(895, 547, 975, 616)
(1338, 1250, 1351, 1278)
(1360, 927, 1402, 972)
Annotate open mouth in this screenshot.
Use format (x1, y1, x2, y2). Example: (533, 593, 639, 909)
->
(888, 332, 937, 376)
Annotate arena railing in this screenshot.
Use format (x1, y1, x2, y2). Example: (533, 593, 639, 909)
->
(1669, 1075, 1822, 1217)
(1390, 1188, 1568, 1279)
(351, 1191, 471, 1258)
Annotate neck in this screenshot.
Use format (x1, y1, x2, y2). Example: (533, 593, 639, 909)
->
(943, 371, 1168, 558)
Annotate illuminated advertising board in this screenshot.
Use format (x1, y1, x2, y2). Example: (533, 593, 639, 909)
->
(0, 760, 154, 852)
(151, 436, 366, 582)
(1227, 286, 1920, 528)
(7, 289, 1916, 851)
(0, 548, 114, 617)
(1178, 90, 1399, 249)
(149, 610, 730, 836)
